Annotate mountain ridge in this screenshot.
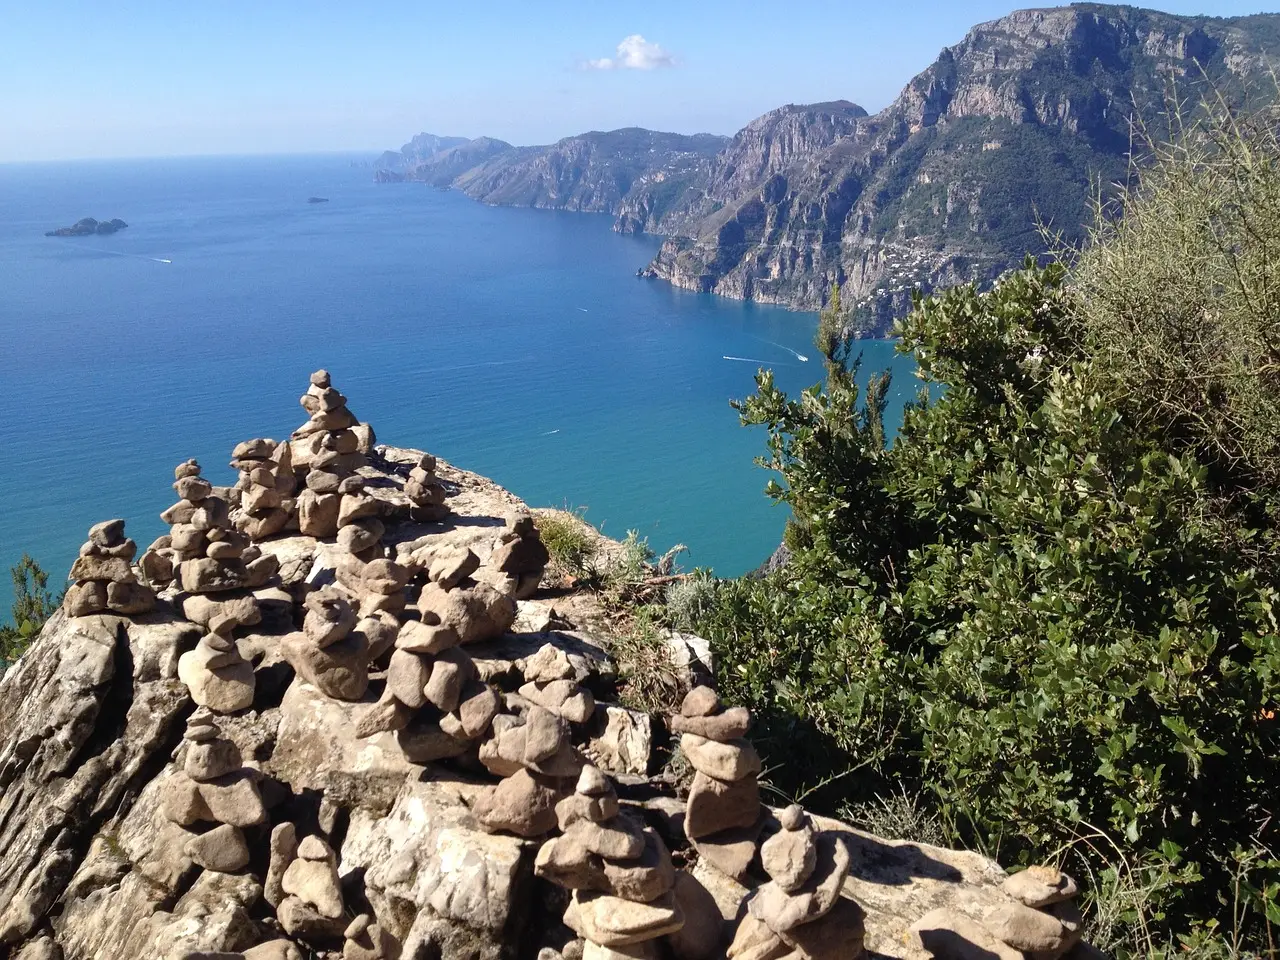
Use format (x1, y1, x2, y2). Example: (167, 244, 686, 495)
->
(377, 3, 1280, 332)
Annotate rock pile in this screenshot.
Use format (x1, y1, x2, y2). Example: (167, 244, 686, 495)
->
(729, 804, 864, 960)
(489, 512, 550, 599)
(343, 913, 400, 960)
(62, 519, 155, 617)
(672, 686, 762, 880)
(277, 834, 348, 942)
(403, 453, 449, 522)
(471, 642, 600, 837)
(280, 587, 371, 701)
(353, 578, 510, 764)
(518, 642, 595, 723)
(141, 458, 279, 594)
(537, 765, 684, 958)
(293, 370, 367, 539)
(178, 615, 257, 713)
(159, 712, 267, 874)
(909, 865, 1084, 960)
(231, 438, 295, 540)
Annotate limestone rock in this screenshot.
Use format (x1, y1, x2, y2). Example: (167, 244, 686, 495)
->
(184, 824, 250, 873)
(1002, 865, 1079, 908)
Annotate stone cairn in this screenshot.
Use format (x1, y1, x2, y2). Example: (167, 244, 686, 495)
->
(354, 562, 512, 764)
(140, 458, 279, 596)
(280, 587, 371, 701)
(231, 438, 296, 540)
(159, 711, 267, 875)
(404, 452, 449, 522)
(490, 511, 552, 600)
(178, 611, 256, 713)
(728, 804, 863, 960)
(274, 833, 349, 943)
(472, 642, 600, 837)
(293, 369, 367, 539)
(537, 765, 684, 960)
(342, 913, 400, 960)
(63, 519, 155, 617)
(672, 685, 763, 880)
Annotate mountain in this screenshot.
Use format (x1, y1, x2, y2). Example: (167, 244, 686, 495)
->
(374, 132, 472, 173)
(641, 5, 1280, 330)
(377, 5, 1280, 333)
(377, 127, 729, 215)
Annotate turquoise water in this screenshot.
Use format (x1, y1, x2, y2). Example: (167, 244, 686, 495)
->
(0, 154, 916, 609)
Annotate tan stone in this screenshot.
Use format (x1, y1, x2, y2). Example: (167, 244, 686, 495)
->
(1003, 865, 1079, 908)
(184, 823, 249, 873)
(565, 890, 684, 947)
(685, 771, 760, 839)
(680, 734, 761, 782)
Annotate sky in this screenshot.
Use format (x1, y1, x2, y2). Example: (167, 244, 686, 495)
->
(0, 0, 1270, 161)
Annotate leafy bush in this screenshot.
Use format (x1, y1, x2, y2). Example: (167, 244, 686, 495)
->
(535, 508, 599, 582)
(1071, 99, 1280, 486)
(697, 252, 1280, 948)
(0, 555, 58, 668)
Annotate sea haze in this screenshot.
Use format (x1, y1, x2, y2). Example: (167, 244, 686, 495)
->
(0, 154, 916, 606)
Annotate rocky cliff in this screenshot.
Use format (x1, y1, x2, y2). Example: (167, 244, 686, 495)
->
(0, 372, 1097, 960)
(640, 5, 1280, 330)
(377, 5, 1280, 334)
(376, 129, 729, 216)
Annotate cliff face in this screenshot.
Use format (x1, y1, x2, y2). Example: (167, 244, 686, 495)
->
(378, 128, 729, 217)
(641, 5, 1280, 330)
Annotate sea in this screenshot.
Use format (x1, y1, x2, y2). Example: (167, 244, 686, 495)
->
(0, 153, 917, 611)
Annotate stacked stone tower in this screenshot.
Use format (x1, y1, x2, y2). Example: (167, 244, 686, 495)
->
(537, 765, 684, 959)
(159, 712, 267, 874)
(63, 519, 155, 617)
(672, 686, 763, 880)
(293, 370, 366, 538)
(231, 438, 295, 540)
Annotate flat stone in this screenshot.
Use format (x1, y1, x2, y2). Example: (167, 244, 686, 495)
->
(601, 829, 677, 903)
(680, 734, 761, 782)
(185, 738, 242, 782)
(69, 555, 135, 584)
(1002, 865, 1079, 908)
(396, 619, 459, 654)
(670, 707, 751, 741)
(564, 816, 645, 860)
(691, 816, 766, 882)
(184, 823, 250, 873)
(198, 772, 269, 828)
(395, 720, 472, 764)
(456, 683, 501, 739)
(984, 900, 1078, 954)
(565, 890, 684, 947)
(428, 546, 480, 589)
(355, 695, 416, 738)
(685, 771, 760, 840)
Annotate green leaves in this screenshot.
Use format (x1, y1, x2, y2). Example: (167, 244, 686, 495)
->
(698, 263, 1280, 947)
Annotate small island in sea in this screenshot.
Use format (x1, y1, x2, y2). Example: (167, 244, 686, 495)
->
(45, 217, 128, 237)
(307, 196, 329, 203)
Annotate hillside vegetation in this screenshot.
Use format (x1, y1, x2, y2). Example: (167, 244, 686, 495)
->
(682, 97, 1280, 956)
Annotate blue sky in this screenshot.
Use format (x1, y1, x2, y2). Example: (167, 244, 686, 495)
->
(0, 0, 1267, 161)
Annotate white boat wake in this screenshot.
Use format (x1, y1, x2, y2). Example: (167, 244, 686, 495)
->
(722, 355, 774, 364)
(749, 334, 808, 361)
(541, 428, 561, 436)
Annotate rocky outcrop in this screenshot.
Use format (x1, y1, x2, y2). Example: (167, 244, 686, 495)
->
(375, 128, 729, 219)
(639, 5, 1280, 330)
(0, 373, 1099, 960)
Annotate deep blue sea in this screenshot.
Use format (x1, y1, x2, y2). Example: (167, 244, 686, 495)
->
(0, 153, 916, 609)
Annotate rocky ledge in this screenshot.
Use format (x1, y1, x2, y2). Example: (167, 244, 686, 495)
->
(45, 217, 129, 237)
(0, 370, 1099, 960)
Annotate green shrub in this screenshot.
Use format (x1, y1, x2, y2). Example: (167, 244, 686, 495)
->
(535, 508, 599, 581)
(696, 258, 1280, 949)
(1, 555, 58, 668)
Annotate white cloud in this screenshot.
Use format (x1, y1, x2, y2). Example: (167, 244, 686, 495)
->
(585, 35, 675, 71)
